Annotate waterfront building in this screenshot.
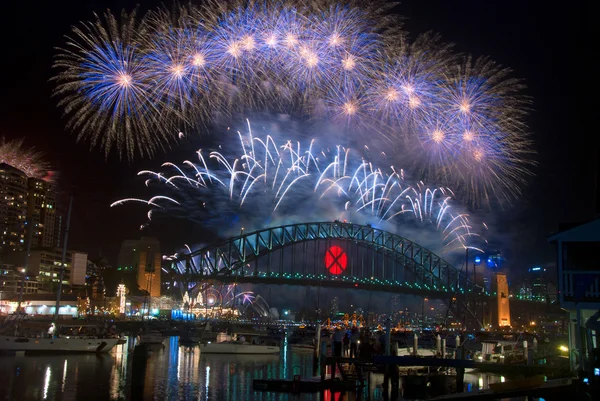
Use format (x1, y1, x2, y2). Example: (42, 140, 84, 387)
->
(1, 293, 79, 317)
(548, 218, 600, 374)
(0, 262, 38, 299)
(2, 248, 87, 293)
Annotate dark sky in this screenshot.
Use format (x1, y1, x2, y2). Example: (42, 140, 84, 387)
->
(0, 0, 590, 278)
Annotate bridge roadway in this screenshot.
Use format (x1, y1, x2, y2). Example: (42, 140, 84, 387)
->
(182, 271, 485, 299)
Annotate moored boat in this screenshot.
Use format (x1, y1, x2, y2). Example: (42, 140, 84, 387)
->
(289, 339, 315, 351)
(0, 334, 120, 353)
(0, 320, 122, 354)
(139, 330, 165, 345)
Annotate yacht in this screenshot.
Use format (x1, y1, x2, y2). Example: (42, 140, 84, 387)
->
(0, 320, 121, 354)
(0, 334, 121, 353)
(199, 332, 280, 354)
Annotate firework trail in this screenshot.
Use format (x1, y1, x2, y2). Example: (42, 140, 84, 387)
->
(54, 0, 533, 206)
(0, 137, 52, 179)
(112, 121, 483, 253)
(179, 282, 272, 317)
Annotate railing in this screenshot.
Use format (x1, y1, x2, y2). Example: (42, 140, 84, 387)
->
(561, 270, 600, 302)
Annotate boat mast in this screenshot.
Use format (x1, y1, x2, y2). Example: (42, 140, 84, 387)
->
(53, 196, 73, 323)
(16, 216, 36, 314)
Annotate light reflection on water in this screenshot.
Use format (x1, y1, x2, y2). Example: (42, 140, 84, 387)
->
(0, 336, 501, 401)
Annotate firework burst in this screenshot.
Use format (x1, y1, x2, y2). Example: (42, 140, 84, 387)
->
(54, 0, 534, 206)
(112, 121, 484, 253)
(0, 137, 51, 179)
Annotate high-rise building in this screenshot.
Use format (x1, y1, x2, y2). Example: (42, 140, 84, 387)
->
(528, 266, 548, 301)
(27, 178, 58, 249)
(117, 237, 161, 297)
(0, 163, 28, 253)
(1, 164, 59, 255)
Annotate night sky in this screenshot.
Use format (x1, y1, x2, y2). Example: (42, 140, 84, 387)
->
(0, 0, 590, 280)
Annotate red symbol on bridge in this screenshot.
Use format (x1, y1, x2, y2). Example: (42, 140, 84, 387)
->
(325, 245, 347, 275)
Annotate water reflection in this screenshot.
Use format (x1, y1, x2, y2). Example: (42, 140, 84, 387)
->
(0, 353, 114, 401)
(0, 336, 502, 401)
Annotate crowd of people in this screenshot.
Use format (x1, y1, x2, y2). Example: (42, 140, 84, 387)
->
(321, 327, 392, 360)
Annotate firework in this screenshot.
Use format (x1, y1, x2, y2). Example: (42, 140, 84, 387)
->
(177, 281, 272, 318)
(53, 9, 176, 158)
(112, 121, 483, 253)
(0, 137, 52, 179)
(54, 0, 533, 205)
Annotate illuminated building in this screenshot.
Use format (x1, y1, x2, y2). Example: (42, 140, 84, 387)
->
(117, 237, 161, 297)
(26, 178, 58, 248)
(528, 266, 549, 301)
(0, 262, 38, 297)
(31, 249, 87, 293)
(1, 294, 79, 317)
(0, 164, 59, 254)
(117, 283, 126, 314)
(0, 163, 28, 253)
(3, 248, 87, 293)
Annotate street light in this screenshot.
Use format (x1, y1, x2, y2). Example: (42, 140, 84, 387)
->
(422, 298, 428, 331)
(473, 255, 482, 288)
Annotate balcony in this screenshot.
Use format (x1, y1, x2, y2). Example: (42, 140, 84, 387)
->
(561, 270, 600, 304)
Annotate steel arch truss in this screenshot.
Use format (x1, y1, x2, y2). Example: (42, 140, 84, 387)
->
(172, 221, 481, 298)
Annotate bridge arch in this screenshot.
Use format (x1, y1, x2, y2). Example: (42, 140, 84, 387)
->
(171, 221, 482, 299)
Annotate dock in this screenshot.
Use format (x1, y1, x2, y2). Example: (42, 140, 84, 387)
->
(430, 377, 575, 400)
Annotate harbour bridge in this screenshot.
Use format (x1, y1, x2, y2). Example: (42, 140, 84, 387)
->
(169, 221, 501, 328)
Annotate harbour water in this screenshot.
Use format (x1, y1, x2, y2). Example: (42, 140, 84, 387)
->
(0, 336, 504, 401)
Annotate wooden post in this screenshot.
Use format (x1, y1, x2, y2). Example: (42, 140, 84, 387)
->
(313, 324, 321, 376)
(456, 346, 465, 393)
(442, 338, 447, 358)
(385, 318, 392, 356)
(413, 333, 419, 356)
(330, 358, 336, 380)
(455, 335, 461, 359)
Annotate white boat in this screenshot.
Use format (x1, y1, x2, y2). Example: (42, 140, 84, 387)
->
(199, 341, 280, 354)
(289, 339, 315, 351)
(290, 343, 314, 351)
(139, 330, 165, 345)
(0, 334, 120, 353)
